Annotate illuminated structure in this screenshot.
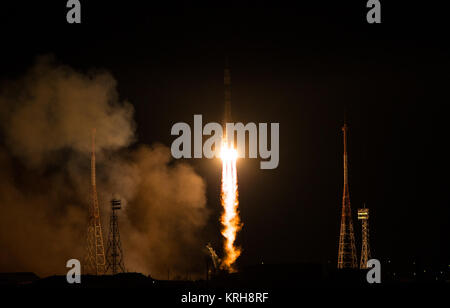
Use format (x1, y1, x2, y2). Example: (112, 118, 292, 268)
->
(219, 60, 242, 272)
(105, 199, 126, 274)
(84, 129, 106, 275)
(337, 122, 358, 269)
(223, 58, 232, 128)
(358, 206, 371, 269)
(206, 243, 221, 278)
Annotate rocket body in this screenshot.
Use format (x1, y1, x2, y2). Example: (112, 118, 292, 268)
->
(223, 66, 231, 130)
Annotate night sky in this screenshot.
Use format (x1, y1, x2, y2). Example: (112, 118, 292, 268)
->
(1, 1, 449, 273)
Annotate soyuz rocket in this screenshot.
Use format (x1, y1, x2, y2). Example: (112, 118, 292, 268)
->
(224, 58, 232, 129)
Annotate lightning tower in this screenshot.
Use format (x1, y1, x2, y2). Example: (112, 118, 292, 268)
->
(105, 199, 126, 274)
(84, 129, 106, 275)
(357, 205, 371, 269)
(337, 122, 358, 269)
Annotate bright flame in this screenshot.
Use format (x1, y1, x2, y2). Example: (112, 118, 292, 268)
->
(219, 140, 242, 272)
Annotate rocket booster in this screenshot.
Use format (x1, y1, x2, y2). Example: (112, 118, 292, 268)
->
(223, 62, 231, 129)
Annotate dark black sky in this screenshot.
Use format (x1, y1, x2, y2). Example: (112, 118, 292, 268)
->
(1, 1, 449, 269)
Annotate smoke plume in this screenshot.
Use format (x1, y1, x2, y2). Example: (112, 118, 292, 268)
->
(0, 56, 209, 279)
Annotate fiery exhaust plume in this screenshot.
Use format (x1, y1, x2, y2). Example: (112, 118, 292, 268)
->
(219, 141, 242, 272)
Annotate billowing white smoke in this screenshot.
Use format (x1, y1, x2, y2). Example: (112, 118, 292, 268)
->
(0, 56, 209, 278)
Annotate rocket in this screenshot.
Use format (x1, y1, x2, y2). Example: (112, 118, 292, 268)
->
(223, 58, 232, 130)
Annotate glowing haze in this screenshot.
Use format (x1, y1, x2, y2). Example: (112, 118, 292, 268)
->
(0, 56, 209, 279)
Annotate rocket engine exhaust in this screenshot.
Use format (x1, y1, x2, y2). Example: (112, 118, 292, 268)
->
(219, 140, 242, 272)
(218, 60, 242, 272)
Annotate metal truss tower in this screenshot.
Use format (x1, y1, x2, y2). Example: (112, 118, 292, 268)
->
(105, 199, 126, 274)
(358, 206, 371, 269)
(337, 122, 358, 269)
(84, 129, 106, 275)
(206, 243, 221, 278)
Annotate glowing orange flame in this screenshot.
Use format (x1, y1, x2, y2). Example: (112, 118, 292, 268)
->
(220, 141, 242, 272)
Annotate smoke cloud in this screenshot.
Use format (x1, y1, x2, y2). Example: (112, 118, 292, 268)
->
(0, 56, 209, 279)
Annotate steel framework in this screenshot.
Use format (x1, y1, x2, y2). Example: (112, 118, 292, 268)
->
(337, 123, 358, 269)
(105, 199, 126, 274)
(84, 129, 106, 275)
(358, 206, 371, 269)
